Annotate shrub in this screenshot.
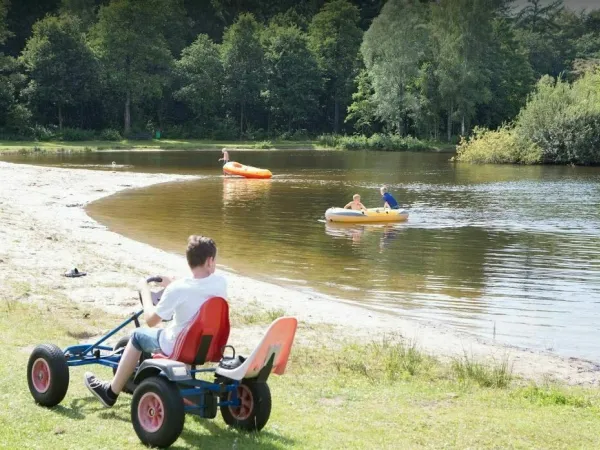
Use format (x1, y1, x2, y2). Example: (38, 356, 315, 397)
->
(211, 117, 238, 140)
(451, 353, 513, 388)
(59, 127, 96, 141)
(255, 140, 273, 149)
(317, 133, 430, 151)
(455, 125, 542, 164)
(99, 128, 122, 141)
(30, 124, 56, 141)
(459, 71, 600, 165)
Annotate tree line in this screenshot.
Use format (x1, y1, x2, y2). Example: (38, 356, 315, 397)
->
(0, 0, 597, 142)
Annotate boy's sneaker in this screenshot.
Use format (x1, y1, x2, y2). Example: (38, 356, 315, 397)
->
(84, 372, 117, 407)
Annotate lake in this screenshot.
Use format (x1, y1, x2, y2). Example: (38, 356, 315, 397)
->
(4, 149, 600, 361)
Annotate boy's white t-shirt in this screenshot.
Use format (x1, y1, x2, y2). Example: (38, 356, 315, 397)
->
(155, 273, 227, 356)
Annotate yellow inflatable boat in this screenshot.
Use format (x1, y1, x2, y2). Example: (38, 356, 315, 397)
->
(325, 207, 409, 223)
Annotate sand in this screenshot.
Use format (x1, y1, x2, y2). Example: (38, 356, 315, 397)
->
(1, 161, 598, 385)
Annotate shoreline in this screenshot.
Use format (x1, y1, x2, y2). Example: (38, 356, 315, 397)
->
(1, 161, 598, 385)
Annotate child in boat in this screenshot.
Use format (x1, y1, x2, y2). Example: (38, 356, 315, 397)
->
(83, 235, 227, 408)
(380, 186, 400, 209)
(218, 149, 230, 165)
(344, 194, 367, 211)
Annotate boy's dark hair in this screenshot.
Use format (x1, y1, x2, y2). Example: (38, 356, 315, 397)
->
(186, 235, 217, 268)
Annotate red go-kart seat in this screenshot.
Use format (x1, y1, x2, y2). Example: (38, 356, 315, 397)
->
(153, 297, 230, 366)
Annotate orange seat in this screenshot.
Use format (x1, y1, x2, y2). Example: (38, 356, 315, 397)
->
(154, 297, 230, 366)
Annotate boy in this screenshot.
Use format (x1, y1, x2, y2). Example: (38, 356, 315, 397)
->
(218, 148, 230, 165)
(380, 186, 400, 209)
(344, 194, 367, 211)
(84, 235, 227, 407)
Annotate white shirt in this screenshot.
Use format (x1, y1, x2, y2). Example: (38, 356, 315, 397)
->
(155, 274, 227, 356)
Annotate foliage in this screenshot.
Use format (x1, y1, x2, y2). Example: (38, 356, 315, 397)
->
(457, 72, 600, 165)
(308, 0, 363, 133)
(99, 128, 121, 141)
(262, 23, 322, 131)
(20, 14, 98, 129)
(346, 69, 380, 135)
(90, 0, 179, 134)
(455, 125, 542, 164)
(173, 33, 223, 129)
(451, 353, 513, 388)
(361, 0, 430, 135)
(318, 133, 431, 151)
(221, 13, 265, 136)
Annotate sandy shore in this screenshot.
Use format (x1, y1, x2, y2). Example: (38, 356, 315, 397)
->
(1, 161, 598, 385)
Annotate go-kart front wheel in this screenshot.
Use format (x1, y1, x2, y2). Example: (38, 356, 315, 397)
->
(131, 376, 185, 448)
(220, 380, 271, 432)
(27, 344, 69, 407)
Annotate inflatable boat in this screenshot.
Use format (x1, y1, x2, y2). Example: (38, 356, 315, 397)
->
(223, 161, 272, 179)
(325, 207, 409, 223)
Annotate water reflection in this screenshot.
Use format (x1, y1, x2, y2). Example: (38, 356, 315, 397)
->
(222, 177, 272, 205)
(5, 150, 600, 360)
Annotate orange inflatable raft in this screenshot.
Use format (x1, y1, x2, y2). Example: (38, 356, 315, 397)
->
(223, 161, 272, 179)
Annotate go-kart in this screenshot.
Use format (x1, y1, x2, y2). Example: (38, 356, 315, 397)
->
(26, 277, 298, 448)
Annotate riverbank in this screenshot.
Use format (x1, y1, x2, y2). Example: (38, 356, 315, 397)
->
(1, 161, 598, 385)
(2, 161, 600, 448)
(0, 139, 326, 153)
(0, 137, 455, 154)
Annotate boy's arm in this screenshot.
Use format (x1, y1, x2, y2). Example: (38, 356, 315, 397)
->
(137, 279, 162, 327)
(344, 202, 352, 209)
(384, 201, 390, 208)
(360, 202, 367, 210)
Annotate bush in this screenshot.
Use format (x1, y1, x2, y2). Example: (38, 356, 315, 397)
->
(317, 133, 430, 151)
(455, 126, 542, 164)
(458, 72, 600, 165)
(6, 104, 32, 135)
(30, 124, 56, 141)
(59, 127, 96, 141)
(255, 140, 273, 149)
(99, 128, 122, 141)
(211, 117, 238, 140)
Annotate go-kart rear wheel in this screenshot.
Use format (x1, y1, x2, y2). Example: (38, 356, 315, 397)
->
(131, 376, 185, 448)
(27, 344, 69, 407)
(112, 336, 149, 394)
(220, 380, 271, 432)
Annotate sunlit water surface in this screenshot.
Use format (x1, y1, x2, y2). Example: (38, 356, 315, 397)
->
(5, 150, 600, 360)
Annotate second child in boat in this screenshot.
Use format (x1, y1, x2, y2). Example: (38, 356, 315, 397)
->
(380, 186, 400, 209)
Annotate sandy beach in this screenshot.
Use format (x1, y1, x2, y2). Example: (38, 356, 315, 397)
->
(1, 160, 598, 385)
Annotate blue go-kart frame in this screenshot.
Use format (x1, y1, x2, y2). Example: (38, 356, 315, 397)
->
(27, 277, 282, 448)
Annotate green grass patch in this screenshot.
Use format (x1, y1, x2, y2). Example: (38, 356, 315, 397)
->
(451, 352, 513, 388)
(3, 297, 600, 448)
(0, 139, 327, 154)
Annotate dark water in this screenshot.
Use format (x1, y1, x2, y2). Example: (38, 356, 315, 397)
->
(5, 150, 600, 360)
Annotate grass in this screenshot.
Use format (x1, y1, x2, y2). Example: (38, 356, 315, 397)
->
(3, 292, 600, 448)
(0, 139, 327, 154)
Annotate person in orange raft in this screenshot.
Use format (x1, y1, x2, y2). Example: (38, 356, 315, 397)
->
(218, 149, 230, 165)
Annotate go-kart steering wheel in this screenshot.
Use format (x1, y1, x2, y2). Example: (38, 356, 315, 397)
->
(139, 276, 164, 307)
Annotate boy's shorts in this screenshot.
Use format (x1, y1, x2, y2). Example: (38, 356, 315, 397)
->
(130, 328, 163, 354)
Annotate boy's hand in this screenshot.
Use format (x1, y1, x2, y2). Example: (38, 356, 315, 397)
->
(136, 277, 149, 292)
(158, 276, 175, 288)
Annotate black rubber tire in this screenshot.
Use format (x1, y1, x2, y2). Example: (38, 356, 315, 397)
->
(131, 376, 185, 448)
(27, 343, 69, 407)
(220, 380, 272, 432)
(112, 335, 149, 394)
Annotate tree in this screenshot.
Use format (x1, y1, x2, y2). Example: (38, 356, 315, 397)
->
(90, 0, 178, 134)
(308, 0, 362, 133)
(262, 24, 322, 132)
(21, 14, 98, 129)
(360, 0, 430, 135)
(431, 0, 495, 140)
(173, 34, 223, 129)
(346, 68, 380, 135)
(477, 15, 534, 128)
(221, 13, 265, 135)
(59, 0, 101, 29)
